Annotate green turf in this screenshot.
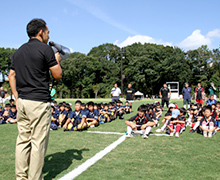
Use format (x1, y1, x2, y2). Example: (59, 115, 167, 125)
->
(1, 99, 220, 180)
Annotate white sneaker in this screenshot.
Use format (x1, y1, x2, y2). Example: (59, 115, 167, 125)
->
(170, 132, 174, 137)
(175, 132, 179, 137)
(142, 134, 148, 139)
(155, 128, 162, 133)
(208, 132, 212, 138)
(90, 125, 95, 128)
(125, 134, 133, 138)
(203, 132, 207, 137)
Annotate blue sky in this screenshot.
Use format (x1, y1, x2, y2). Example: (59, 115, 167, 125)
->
(0, 0, 220, 54)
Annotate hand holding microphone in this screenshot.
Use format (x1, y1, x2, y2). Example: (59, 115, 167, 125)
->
(49, 41, 71, 60)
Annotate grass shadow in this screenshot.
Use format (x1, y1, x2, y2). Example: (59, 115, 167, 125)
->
(43, 148, 89, 180)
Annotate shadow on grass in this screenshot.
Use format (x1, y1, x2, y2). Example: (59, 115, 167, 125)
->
(43, 148, 89, 180)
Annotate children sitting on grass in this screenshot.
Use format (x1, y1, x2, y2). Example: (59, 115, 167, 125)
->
(199, 105, 217, 137)
(0, 101, 17, 125)
(100, 103, 111, 124)
(85, 101, 99, 128)
(63, 100, 87, 131)
(166, 109, 185, 137)
(125, 104, 155, 139)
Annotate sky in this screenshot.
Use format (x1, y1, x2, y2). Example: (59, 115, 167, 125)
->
(0, 0, 220, 55)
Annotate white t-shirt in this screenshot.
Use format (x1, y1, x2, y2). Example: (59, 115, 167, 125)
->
(111, 87, 121, 97)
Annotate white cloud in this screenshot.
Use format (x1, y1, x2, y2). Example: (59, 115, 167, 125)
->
(177, 29, 212, 50)
(114, 29, 220, 51)
(207, 29, 220, 38)
(114, 35, 173, 47)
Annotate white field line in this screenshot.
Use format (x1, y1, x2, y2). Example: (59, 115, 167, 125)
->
(87, 130, 170, 136)
(87, 131, 125, 135)
(58, 135, 126, 180)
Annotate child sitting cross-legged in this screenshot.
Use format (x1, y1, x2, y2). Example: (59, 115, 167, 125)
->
(125, 105, 155, 139)
(166, 109, 185, 137)
(99, 103, 111, 124)
(199, 105, 217, 138)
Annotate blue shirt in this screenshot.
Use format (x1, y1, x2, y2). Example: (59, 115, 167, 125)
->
(86, 109, 99, 119)
(9, 110, 17, 119)
(206, 99, 217, 106)
(68, 110, 87, 124)
(182, 87, 192, 99)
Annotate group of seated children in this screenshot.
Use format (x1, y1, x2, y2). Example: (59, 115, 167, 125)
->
(126, 100, 219, 139)
(154, 101, 218, 138)
(125, 102, 163, 139)
(0, 99, 17, 124)
(50, 100, 132, 131)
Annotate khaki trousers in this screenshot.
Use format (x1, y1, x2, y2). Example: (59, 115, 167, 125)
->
(15, 98, 51, 180)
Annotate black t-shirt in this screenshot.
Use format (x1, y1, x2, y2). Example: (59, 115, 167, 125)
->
(195, 87, 203, 99)
(0, 90, 6, 98)
(128, 114, 153, 125)
(159, 87, 170, 99)
(124, 88, 135, 100)
(11, 38, 58, 102)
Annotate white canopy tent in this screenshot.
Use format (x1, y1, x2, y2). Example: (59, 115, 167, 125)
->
(134, 91, 144, 99)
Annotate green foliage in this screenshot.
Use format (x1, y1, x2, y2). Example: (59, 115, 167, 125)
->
(1, 43, 220, 98)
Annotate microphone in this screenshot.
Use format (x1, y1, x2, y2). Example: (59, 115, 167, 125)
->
(49, 41, 71, 60)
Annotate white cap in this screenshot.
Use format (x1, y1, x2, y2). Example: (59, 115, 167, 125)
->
(168, 104, 175, 108)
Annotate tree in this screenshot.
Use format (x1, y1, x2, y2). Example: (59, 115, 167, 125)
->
(93, 84, 100, 98)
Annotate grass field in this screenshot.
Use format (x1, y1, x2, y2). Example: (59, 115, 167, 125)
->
(1, 99, 220, 180)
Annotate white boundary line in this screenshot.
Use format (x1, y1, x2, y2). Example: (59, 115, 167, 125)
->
(87, 131, 124, 135)
(87, 130, 170, 136)
(58, 135, 126, 180)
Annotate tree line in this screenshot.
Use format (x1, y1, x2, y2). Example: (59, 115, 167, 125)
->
(0, 43, 220, 98)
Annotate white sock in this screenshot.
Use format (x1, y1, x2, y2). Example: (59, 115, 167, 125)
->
(144, 126, 152, 135)
(161, 120, 168, 131)
(193, 121, 200, 130)
(127, 126, 133, 135)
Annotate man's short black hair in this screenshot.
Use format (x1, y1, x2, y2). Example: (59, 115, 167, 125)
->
(27, 18, 47, 38)
(137, 104, 147, 112)
(87, 101, 94, 107)
(75, 100, 82, 105)
(9, 99, 15, 102)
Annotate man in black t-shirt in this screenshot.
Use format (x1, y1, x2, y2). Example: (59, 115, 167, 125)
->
(159, 83, 171, 108)
(124, 84, 135, 109)
(9, 19, 62, 179)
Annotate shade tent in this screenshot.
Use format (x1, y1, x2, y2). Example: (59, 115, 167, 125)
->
(134, 91, 144, 96)
(134, 91, 144, 100)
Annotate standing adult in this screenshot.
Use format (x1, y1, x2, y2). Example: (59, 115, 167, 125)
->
(209, 82, 217, 100)
(49, 84, 56, 102)
(195, 83, 204, 104)
(8, 19, 62, 180)
(0, 87, 6, 107)
(182, 83, 192, 109)
(111, 83, 121, 102)
(159, 83, 171, 108)
(124, 83, 135, 109)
